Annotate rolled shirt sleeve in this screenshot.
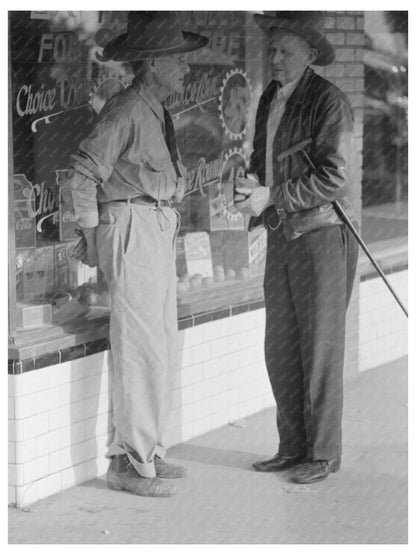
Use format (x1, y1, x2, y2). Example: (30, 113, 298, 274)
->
(69, 107, 131, 228)
(67, 85, 182, 229)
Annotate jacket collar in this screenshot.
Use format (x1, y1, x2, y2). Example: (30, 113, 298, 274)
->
(263, 66, 315, 112)
(285, 66, 315, 106)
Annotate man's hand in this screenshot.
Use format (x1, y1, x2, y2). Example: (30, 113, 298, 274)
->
(234, 177, 272, 217)
(72, 228, 99, 268)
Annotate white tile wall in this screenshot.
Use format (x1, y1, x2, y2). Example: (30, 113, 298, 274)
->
(8, 397, 15, 419)
(359, 271, 408, 371)
(8, 374, 23, 397)
(23, 454, 50, 483)
(8, 274, 408, 506)
(85, 455, 109, 481)
(8, 463, 23, 487)
(61, 462, 87, 490)
(22, 413, 49, 441)
(20, 367, 50, 396)
(8, 486, 16, 506)
(8, 442, 15, 464)
(16, 438, 37, 463)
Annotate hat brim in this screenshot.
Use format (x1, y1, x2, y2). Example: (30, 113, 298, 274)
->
(100, 30, 209, 62)
(254, 14, 335, 66)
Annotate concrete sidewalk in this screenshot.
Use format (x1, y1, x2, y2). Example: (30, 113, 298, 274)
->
(8, 357, 408, 544)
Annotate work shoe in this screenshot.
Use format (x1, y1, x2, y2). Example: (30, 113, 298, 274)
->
(154, 455, 188, 479)
(252, 453, 304, 472)
(107, 455, 176, 497)
(290, 457, 341, 484)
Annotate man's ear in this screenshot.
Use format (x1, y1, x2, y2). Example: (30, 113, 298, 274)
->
(309, 47, 319, 65)
(148, 58, 157, 72)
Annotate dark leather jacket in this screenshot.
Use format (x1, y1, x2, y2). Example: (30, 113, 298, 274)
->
(248, 67, 358, 240)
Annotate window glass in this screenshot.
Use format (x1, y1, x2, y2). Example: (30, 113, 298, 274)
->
(362, 11, 408, 244)
(10, 11, 267, 333)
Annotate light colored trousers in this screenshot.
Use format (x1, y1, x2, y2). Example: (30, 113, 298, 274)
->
(97, 201, 179, 478)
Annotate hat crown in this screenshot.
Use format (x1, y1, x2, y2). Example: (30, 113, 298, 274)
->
(126, 11, 184, 51)
(264, 11, 325, 34)
(100, 10, 208, 61)
(254, 11, 334, 65)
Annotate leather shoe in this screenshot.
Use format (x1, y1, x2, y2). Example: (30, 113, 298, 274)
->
(252, 453, 304, 472)
(290, 457, 341, 484)
(154, 455, 188, 479)
(107, 455, 176, 497)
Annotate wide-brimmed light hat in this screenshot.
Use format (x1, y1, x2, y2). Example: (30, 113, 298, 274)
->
(101, 11, 209, 61)
(254, 11, 335, 66)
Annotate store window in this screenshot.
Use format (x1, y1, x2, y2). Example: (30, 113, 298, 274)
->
(9, 11, 267, 338)
(362, 11, 408, 244)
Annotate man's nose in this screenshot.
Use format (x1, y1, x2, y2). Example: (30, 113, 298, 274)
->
(272, 50, 283, 64)
(181, 60, 190, 74)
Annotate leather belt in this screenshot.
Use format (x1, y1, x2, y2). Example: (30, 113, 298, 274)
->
(263, 205, 286, 231)
(110, 196, 172, 207)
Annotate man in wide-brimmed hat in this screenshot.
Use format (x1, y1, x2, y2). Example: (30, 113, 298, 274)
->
(235, 12, 359, 484)
(67, 12, 208, 498)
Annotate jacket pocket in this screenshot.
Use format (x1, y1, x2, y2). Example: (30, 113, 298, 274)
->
(284, 204, 343, 240)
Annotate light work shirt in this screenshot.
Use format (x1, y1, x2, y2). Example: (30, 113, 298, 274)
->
(265, 76, 302, 189)
(68, 82, 185, 228)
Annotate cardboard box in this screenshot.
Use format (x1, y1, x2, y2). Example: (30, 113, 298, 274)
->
(56, 169, 79, 242)
(175, 236, 187, 277)
(208, 180, 246, 231)
(184, 231, 213, 277)
(210, 226, 267, 277)
(34, 245, 55, 298)
(14, 200, 37, 249)
(22, 248, 36, 302)
(66, 240, 82, 289)
(16, 302, 52, 329)
(14, 174, 37, 248)
(15, 250, 24, 302)
(54, 243, 69, 292)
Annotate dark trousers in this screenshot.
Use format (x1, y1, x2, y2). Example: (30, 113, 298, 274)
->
(263, 223, 358, 460)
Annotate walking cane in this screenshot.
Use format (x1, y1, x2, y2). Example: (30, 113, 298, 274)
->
(297, 147, 409, 318)
(332, 200, 408, 317)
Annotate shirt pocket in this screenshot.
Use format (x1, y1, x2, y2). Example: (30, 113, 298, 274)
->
(143, 154, 172, 173)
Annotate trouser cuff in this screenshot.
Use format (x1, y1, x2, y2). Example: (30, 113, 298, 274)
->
(126, 452, 156, 478)
(309, 450, 342, 461)
(155, 444, 166, 459)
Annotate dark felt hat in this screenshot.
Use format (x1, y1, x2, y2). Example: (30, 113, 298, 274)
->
(101, 11, 209, 61)
(254, 11, 335, 66)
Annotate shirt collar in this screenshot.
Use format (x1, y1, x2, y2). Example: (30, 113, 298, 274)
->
(277, 75, 302, 101)
(133, 80, 165, 121)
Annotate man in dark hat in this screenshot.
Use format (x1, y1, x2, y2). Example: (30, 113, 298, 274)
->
(235, 12, 359, 484)
(67, 12, 208, 497)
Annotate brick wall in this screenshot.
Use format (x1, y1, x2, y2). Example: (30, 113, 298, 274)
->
(321, 11, 364, 215)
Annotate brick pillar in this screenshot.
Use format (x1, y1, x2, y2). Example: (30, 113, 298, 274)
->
(316, 11, 365, 382)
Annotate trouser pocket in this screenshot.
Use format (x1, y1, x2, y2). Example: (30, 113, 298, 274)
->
(99, 203, 135, 257)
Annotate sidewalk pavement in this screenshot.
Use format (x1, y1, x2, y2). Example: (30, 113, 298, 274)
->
(8, 357, 408, 544)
